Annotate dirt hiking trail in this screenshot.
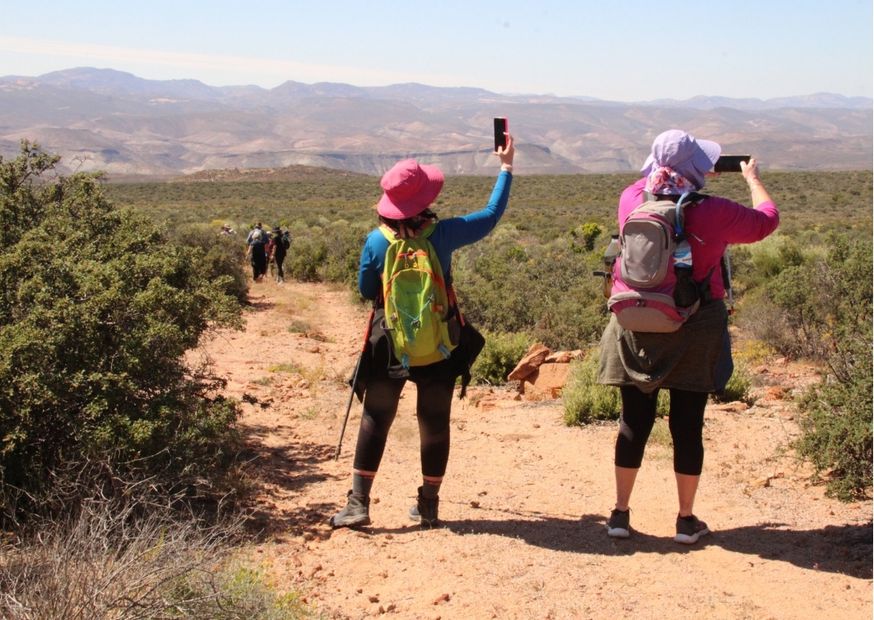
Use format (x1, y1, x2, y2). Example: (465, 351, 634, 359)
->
(197, 279, 872, 620)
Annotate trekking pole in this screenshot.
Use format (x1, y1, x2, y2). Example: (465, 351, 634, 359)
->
(335, 308, 375, 461)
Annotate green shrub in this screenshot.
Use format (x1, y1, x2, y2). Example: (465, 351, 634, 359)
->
(176, 563, 311, 619)
(563, 351, 621, 425)
(795, 349, 873, 501)
(453, 231, 539, 335)
(454, 230, 609, 350)
(282, 221, 366, 285)
(734, 337, 775, 366)
(735, 288, 801, 358)
(471, 330, 531, 385)
(570, 222, 603, 252)
(563, 349, 669, 426)
(318, 221, 369, 286)
(286, 232, 325, 282)
(171, 222, 249, 303)
(792, 236, 872, 500)
(713, 358, 756, 405)
(0, 143, 243, 518)
(740, 232, 872, 500)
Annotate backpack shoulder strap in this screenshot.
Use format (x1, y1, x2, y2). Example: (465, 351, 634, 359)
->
(420, 222, 437, 239)
(624, 197, 654, 223)
(379, 222, 438, 243)
(673, 191, 709, 237)
(379, 224, 397, 242)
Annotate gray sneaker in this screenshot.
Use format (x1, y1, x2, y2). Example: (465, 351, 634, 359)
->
(408, 487, 440, 528)
(675, 514, 709, 544)
(606, 508, 631, 538)
(329, 491, 370, 528)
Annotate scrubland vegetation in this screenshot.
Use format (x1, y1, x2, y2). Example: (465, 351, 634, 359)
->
(105, 162, 872, 500)
(1, 143, 870, 617)
(0, 144, 303, 618)
(106, 163, 872, 492)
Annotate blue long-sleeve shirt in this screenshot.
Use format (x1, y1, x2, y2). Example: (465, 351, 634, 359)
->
(358, 170, 512, 300)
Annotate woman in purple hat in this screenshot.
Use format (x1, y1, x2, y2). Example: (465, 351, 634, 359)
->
(599, 129, 780, 543)
(331, 134, 515, 529)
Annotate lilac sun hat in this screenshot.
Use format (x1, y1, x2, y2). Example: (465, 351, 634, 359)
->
(376, 159, 445, 219)
(640, 129, 721, 191)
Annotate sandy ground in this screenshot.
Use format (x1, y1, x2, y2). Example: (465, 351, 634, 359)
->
(196, 279, 872, 620)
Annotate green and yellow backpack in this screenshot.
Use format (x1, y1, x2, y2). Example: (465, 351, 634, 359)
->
(380, 223, 457, 368)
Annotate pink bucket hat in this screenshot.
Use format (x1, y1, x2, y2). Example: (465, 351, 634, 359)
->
(377, 159, 444, 219)
(640, 129, 721, 190)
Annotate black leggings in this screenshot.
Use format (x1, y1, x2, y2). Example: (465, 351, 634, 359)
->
(251, 246, 267, 278)
(614, 386, 709, 475)
(352, 372, 455, 478)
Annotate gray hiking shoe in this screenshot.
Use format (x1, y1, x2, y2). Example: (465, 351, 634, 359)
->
(675, 514, 710, 544)
(329, 491, 370, 528)
(408, 487, 440, 528)
(606, 508, 631, 538)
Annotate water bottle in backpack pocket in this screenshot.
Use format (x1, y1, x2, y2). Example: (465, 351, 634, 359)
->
(598, 234, 621, 298)
(671, 238, 700, 308)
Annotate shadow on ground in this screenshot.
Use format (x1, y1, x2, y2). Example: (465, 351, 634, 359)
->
(238, 421, 340, 539)
(431, 513, 872, 578)
(244, 296, 275, 312)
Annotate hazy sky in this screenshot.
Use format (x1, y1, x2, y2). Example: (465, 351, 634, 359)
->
(1, 0, 871, 101)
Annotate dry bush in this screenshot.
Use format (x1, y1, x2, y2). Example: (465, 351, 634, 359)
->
(2, 501, 224, 619)
(0, 458, 305, 620)
(0, 498, 305, 619)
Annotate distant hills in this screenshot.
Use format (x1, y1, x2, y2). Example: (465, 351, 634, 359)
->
(0, 67, 870, 177)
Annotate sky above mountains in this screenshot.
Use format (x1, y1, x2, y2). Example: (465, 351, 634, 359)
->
(1, 0, 871, 102)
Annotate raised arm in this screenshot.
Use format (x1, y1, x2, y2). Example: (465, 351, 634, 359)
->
(741, 157, 774, 208)
(708, 157, 779, 244)
(439, 134, 515, 250)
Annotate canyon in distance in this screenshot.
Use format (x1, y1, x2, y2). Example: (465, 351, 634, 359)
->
(0, 67, 871, 178)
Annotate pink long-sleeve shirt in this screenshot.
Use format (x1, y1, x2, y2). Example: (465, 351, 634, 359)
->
(618, 178, 780, 300)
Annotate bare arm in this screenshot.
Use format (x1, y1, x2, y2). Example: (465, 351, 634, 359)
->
(741, 157, 773, 207)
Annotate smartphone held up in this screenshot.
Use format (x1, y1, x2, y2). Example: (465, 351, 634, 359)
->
(714, 155, 751, 173)
(493, 117, 508, 152)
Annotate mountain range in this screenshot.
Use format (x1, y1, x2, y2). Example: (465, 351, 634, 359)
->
(0, 67, 870, 177)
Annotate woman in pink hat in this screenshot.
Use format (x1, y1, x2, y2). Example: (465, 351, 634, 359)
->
(331, 134, 515, 529)
(599, 129, 780, 544)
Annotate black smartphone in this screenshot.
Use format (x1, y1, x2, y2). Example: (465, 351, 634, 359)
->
(493, 117, 508, 152)
(714, 155, 751, 173)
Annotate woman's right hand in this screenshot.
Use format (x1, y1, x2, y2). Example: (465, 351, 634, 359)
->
(740, 157, 760, 185)
(497, 133, 515, 169)
(741, 156, 773, 206)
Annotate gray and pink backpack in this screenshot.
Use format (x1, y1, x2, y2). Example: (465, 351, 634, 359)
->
(607, 192, 710, 333)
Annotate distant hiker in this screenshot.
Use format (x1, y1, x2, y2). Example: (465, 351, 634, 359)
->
(246, 222, 268, 281)
(220, 223, 236, 235)
(265, 228, 277, 279)
(266, 225, 290, 283)
(598, 129, 780, 543)
(330, 134, 515, 530)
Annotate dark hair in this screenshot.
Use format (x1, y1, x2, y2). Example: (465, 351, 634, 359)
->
(379, 208, 438, 233)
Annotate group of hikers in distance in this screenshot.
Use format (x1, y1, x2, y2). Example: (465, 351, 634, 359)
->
(249, 125, 780, 544)
(243, 222, 291, 283)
